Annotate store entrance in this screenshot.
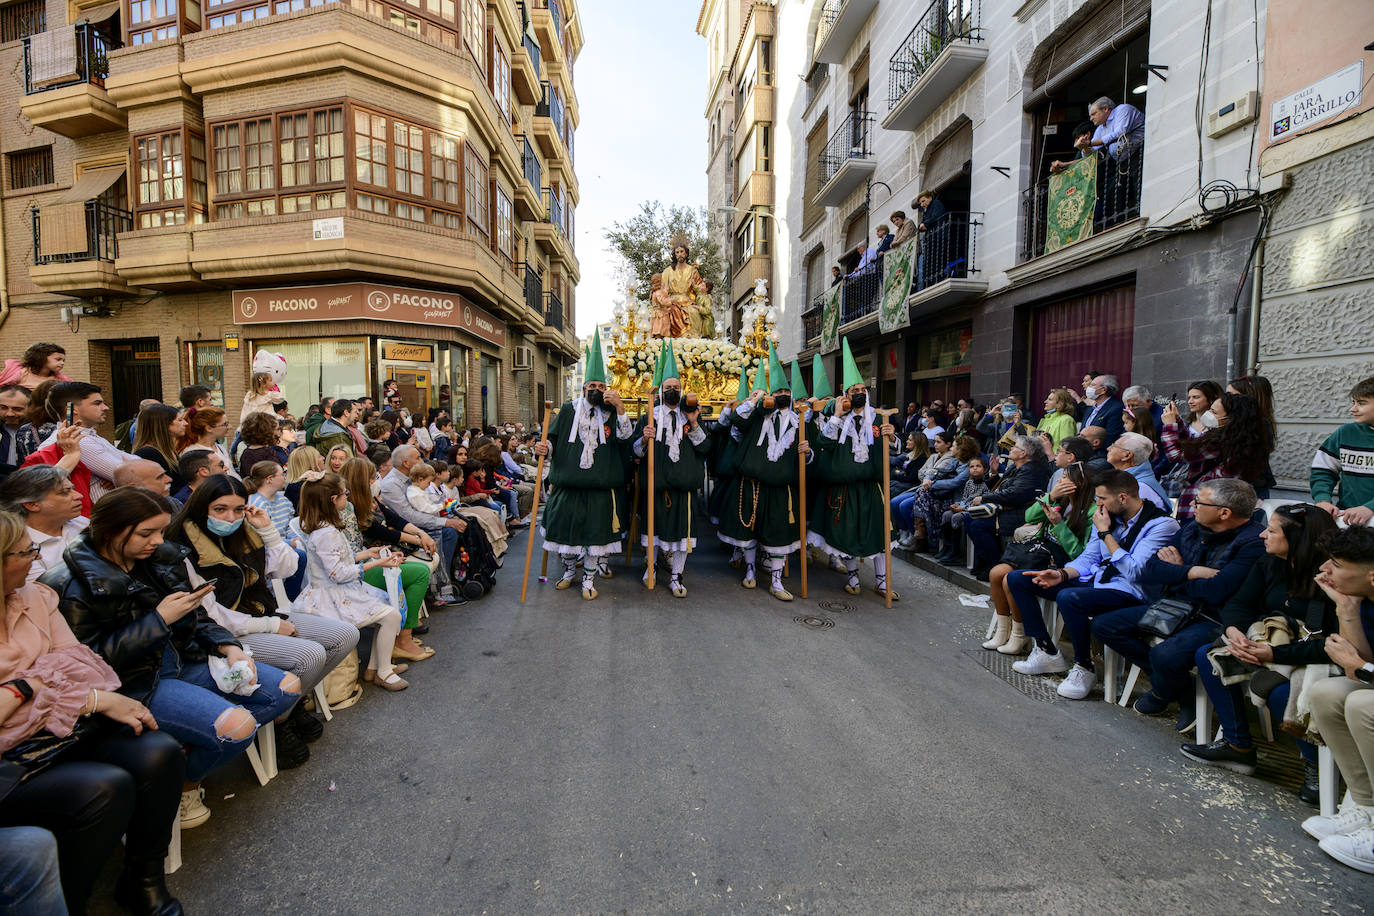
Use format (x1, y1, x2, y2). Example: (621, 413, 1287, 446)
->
(385, 368, 431, 416)
(109, 338, 162, 424)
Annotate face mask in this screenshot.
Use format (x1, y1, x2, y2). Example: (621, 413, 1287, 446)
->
(662, 389, 681, 408)
(402, 416, 413, 428)
(850, 392, 867, 411)
(1200, 410, 1220, 429)
(205, 516, 243, 537)
(1084, 387, 1098, 401)
(772, 394, 792, 411)
(586, 389, 605, 408)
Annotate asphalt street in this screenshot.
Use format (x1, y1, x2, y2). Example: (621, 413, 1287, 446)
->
(94, 531, 1371, 915)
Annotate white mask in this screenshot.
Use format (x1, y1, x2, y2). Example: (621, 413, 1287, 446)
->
(1084, 386, 1099, 401)
(1200, 410, 1220, 429)
(402, 416, 413, 428)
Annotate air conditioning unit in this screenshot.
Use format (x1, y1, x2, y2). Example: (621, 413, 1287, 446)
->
(513, 345, 534, 370)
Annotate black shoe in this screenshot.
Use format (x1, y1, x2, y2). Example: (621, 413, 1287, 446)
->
(115, 857, 184, 916)
(1133, 690, 1170, 717)
(970, 566, 990, 582)
(412, 623, 430, 636)
(1175, 702, 1197, 734)
(274, 719, 311, 769)
(288, 702, 324, 743)
(1179, 739, 1257, 776)
(1299, 760, 1321, 806)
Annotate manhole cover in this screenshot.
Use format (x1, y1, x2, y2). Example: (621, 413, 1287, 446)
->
(963, 648, 1061, 703)
(816, 600, 854, 614)
(794, 615, 835, 630)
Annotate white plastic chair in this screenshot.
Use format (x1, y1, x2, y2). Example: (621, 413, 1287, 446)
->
(164, 819, 182, 874)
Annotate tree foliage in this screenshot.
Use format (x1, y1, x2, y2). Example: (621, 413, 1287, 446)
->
(604, 202, 726, 315)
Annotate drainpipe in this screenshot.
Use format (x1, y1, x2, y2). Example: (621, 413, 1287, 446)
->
(1245, 240, 1264, 375)
(0, 190, 9, 332)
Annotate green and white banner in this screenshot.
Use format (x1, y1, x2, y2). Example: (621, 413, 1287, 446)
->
(1044, 155, 1097, 254)
(820, 282, 841, 354)
(877, 238, 918, 334)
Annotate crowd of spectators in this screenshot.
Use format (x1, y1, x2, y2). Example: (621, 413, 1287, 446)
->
(0, 343, 545, 913)
(884, 371, 1374, 874)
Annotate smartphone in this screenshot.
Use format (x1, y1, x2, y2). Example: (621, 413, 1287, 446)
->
(66, 400, 75, 425)
(189, 578, 218, 597)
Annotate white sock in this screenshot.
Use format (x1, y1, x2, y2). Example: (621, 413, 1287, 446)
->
(875, 553, 888, 585)
(670, 550, 687, 574)
(560, 556, 578, 580)
(769, 556, 785, 588)
(743, 546, 756, 567)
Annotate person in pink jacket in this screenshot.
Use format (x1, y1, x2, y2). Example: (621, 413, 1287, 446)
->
(0, 343, 73, 392)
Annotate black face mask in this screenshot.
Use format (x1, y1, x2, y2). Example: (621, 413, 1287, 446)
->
(663, 389, 681, 408)
(772, 395, 792, 411)
(586, 389, 605, 408)
(850, 392, 867, 411)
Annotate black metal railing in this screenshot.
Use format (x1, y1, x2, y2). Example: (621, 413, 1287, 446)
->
(543, 289, 563, 331)
(519, 135, 541, 191)
(537, 0, 562, 36)
(32, 200, 131, 265)
(840, 269, 881, 324)
(887, 0, 983, 109)
(813, 0, 842, 54)
(535, 80, 565, 139)
(523, 261, 542, 314)
(912, 211, 980, 292)
(517, 1, 541, 80)
(817, 110, 874, 190)
(1019, 153, 1144, 261)
(22, 23, 115, 95)
(542, 186, 564, 235)
(803, 303, 823, 347)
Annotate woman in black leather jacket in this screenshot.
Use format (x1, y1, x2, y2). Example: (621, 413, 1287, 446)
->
(40, 487, 301, 829)
(962, 435, 1053, 577)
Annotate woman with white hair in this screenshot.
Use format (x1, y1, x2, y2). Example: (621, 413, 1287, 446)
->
(963, 436, 1052, 579)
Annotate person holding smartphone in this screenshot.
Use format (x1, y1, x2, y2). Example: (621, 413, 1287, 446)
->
(39, 486, 301, 830)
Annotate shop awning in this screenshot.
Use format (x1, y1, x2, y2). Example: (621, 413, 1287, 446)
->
(76, 1, 122, 25)
(40, 167, 124, 256)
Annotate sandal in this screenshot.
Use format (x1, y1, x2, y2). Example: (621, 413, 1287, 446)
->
(393, 645, 436, 662)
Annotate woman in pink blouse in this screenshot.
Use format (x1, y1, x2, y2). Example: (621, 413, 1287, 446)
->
(0, 511, 183, 916)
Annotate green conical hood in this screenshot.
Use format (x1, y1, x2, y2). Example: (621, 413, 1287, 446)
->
(659, 340, 680, 384)
(749, 359, 766, 394)
(735, 366, 750, 401)
(810, 353, 833, 399)
(789, 360, 809, 400)
(840, 337, 863, 391)
(766, 342, 789, 393)
(651, 340, 666, 388)
(585, 327, 607, 385)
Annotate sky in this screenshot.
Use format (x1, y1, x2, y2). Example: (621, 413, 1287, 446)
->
(571, 0, 708, 338)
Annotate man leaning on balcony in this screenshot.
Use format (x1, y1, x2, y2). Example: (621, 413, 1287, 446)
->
(1084, 96, 1144, 162)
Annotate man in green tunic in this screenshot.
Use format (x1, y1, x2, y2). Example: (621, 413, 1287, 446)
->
(633, 343, 711, 597)
(535, 329, 634, 600)
(708, 365, 752, 566)
(716, 343, 813, 602)
(808, 338, 900, 600)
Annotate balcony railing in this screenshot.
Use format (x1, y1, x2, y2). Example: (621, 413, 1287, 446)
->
(818, 110, 874, 191)
(1019, 153, 1144, 261)
(803, 296, 824, 347)
(32, 200, 130, 265)
(537, 0, 562, 36)
(542, 187, 564, 235)
(887, 0, 983, 110)
(813, 0, 841, 55)
(913, 211, 980, 292)
(520, 135, 541, 190)
(535, 80, 565, 138)
(523, 261, 543, 315)
(23, 23, 114, 94)
(543, 289, 564, 331)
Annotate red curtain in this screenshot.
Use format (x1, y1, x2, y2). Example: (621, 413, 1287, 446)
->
(1029, 285, 1134, 404)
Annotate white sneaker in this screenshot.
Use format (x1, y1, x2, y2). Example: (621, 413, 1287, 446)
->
(897, 533, 917, 551)
(1012, 646, 1069, 676)
(180, 787, 211, 829)
(1304, 804, 1374, 841)
(1319, 825, 1374, 874)
(1057, 664, 1097, 700)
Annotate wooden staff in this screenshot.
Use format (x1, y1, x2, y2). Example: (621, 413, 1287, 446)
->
(645, 406, 656, 591)
(796, 403, 808, 599)
(875, 407, 900, 609)
(626, 397, 645, 569)
(520, 401, 554, 604)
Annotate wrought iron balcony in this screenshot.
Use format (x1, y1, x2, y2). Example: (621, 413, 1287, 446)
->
(884, 0, 986, 131)
(1019, 154, 1144, 262)
(523, 261, 543, 315)
(521, 135, 541, 191)
(912, 211, 980, 293)
(543, 289, 564, 331)
(803, 297, 823, 347)
(535, 80, 566, 138)
(23, 23, 113, 94)
(32, 200, 129, 265)
(814, 110, 875, 207)
(542, 186, 564, 235)
(812, 0, 879, 65)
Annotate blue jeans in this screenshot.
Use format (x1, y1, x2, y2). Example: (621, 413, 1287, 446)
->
(1004, 574, 1143, 663)
(965, 516, 1001, 569)
(1194, 643, 1316, 761)
(0, 827, 66, 916)
(891, 491, 918, 531)
(497, 486, 520, 519)
(284, 546, 307, 600)
(147, 649, 299, 781)
(1093, 606, 1220, 702)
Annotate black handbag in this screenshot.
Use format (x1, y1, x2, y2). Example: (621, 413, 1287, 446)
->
(1, 717, 103, 779)
(999, 535, 1069, 571)
(1136, 597, 1198, 640)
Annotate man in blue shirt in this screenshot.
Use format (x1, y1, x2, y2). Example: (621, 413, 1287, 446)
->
(1094, 478, 1265, 725)
(1005, 470, 1180, 699)
(1085, 96, 1145, 160)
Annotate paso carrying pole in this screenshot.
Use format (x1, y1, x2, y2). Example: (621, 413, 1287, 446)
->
(875, 407, 899, 609)
(520, 401, 554, 603)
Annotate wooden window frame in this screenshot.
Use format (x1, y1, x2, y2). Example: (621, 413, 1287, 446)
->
(461, 0, 485, 73)
(211, 116, 275, 200)
(465, 147, 489, 238)
(132, 126, 206, 228)
(127, 0, 200, 46)
(204, 0, 269, 28)
(493, 182, 513, 264)
(488, 27, 512, 126)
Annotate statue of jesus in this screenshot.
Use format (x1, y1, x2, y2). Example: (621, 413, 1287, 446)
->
(649, 235, 703, 339)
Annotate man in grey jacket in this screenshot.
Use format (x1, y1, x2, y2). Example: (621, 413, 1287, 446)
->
(378, 444, 465, 572)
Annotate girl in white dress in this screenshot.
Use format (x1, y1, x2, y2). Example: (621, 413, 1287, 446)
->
(290, 473, 409, 691)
